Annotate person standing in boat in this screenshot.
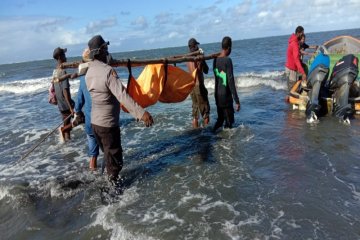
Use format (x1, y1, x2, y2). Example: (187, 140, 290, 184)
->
(186, 38, 210, 128)
(300, 34, 317, 60)
(285, 26, 307, 91)
(299, 34, 318, 75)
(85, 35, 154, 184)
(52, 47, 77, 142)
(212, 36, 240, 132)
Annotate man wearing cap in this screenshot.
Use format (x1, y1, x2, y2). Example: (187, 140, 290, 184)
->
(52, 47, 78, 141)
(186, 38, 210, 128)
(85, 35, 154, 183)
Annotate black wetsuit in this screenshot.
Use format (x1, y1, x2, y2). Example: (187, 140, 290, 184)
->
(213, 57, 240, 130)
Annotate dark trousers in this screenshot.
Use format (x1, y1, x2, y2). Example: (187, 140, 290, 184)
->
(213, 105, 235, 131)
(92, 124, 123, 180)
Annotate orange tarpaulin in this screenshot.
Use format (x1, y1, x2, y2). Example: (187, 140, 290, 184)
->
(122, 64, 197, 112)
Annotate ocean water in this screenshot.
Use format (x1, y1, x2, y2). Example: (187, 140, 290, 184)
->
(1, 28, 360, 240)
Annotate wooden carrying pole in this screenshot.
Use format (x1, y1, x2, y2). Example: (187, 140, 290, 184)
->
(60, 52, 220, 69)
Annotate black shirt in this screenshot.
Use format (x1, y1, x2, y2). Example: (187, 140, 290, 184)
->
(213, 57, 240, 108)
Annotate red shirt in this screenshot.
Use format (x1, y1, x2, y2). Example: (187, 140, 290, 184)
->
(285, 34, 305, 75)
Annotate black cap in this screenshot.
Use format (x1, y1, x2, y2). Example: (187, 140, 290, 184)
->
(88, 35, 110, 59)
(53, 47, 67, 60)
(188, 38, 200, 47)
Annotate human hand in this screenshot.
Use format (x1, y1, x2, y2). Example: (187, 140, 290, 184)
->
(141, 111, 154, 127)
(236, 103, 241, 112)
(70, 72, 78, 79)
(199, 48, 204, 55)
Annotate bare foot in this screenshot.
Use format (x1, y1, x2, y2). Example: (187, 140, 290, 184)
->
(58, 127, 65, 143)
(89, 156, 97, 171)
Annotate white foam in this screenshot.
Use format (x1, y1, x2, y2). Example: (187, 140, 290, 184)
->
(0, 76, 80, 95)
(269, 210, 285, 239)
(178, 190, 210, 207)
(89, 188, 156, 240)
(141, 209, 184, 225)
(204, 70, 286, 91)
(222, 215, 262, 239)
(0, 185, 15, 201)
(0, 77, 51, 94)
(325, 156, 360, 201)
(191, 200, 241, 217)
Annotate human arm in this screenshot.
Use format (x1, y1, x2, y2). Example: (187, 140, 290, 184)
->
(226, 58, 241, 111)
(75, 78, 85, 113)
(107, 69, 153, 126)
(289, 80, 309, 103)
(292, 42, 307, 82)
(56, 69, 74, 114)
(53, 71, 78, 83)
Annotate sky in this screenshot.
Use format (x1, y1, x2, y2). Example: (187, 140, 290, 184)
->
(0, 0, 359, 64)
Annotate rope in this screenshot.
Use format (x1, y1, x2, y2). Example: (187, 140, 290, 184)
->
(126, 59, 132, 93)
(164, 59, 168, 86)
(18, 114, 72, 162)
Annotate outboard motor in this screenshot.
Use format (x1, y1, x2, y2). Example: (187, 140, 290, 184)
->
(305, 52, 330, 123)
(329, 54, 359, 122)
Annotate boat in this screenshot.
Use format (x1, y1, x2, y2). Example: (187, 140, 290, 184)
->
(287, 35, 360, 123)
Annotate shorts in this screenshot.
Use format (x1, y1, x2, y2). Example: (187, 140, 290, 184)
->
(191, 85, 210, 119)
(285, 67, 298, 91)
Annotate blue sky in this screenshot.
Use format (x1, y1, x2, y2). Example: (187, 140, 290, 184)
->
(0, 0, 359, 64)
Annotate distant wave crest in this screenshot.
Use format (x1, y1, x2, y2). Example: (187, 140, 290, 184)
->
(205, 70, 287, 91)
(1, 70, 287, 95)
(0, 77, 80, 95)
(0, 77, 52, 94)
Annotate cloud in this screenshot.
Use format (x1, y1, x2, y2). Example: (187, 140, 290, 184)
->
(35, 17, 72, 32)
(120, 11, 131, 16)
(1, 0, 360, 64)
(0, 16, 87, 63)
(155, 12, 173, 25)
(86, 17, 117, 34)
(257, 11, 269, 18)
(234, 0, 252, 15)
(131, 16, 148, 30)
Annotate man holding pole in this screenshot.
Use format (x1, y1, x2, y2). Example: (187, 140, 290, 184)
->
(52, 47, 78, 141)
(85, 35, 154, 184)
(186, 38, 210, 128)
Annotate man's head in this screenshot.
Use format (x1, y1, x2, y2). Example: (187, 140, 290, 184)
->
(188, 38, 200, 52)
(300, 34, 306, 44)
(222, 36, 232, 56)
(53, 47, 67, 61)
(88, 35, 110, 63)
(295, 26, 304, 40)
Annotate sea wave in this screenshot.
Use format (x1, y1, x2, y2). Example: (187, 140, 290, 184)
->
(205, 70, 287, 91)
(0, 70, 287, 95)
(0, 77, 80, 95)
